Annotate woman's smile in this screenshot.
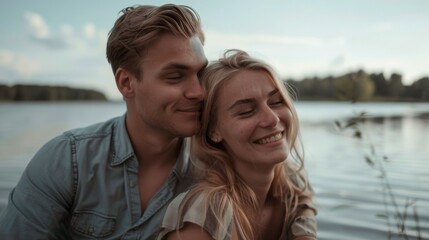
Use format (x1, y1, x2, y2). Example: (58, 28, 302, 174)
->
(254, 132, 284, 145)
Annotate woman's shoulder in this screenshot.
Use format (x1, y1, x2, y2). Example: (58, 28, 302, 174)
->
(174, 187, 233, 224)
(158, 188, 234, 240)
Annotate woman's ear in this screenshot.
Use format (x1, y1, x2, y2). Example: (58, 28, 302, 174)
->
(210, 131, 223, 143)
(115, 68, 134, 98)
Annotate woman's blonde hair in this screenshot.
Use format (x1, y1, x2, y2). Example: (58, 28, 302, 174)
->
(182, 49, 311, 239)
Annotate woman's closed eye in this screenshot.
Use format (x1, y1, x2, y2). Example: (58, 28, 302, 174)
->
(237, 108, 256, 117)
(269, 98, 285, 107)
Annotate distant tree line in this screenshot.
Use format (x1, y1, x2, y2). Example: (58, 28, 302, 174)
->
(0, 84, 107, 101)
(286, 70, 429, 102)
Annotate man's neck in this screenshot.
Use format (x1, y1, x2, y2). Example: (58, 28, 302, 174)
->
(138, 137, 182, 167)
(125, 114, 183, 167)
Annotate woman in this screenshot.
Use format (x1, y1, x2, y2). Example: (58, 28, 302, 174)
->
(157, 49, 317, 240)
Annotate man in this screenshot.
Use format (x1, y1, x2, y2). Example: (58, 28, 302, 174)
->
(0, 4, 207, 239)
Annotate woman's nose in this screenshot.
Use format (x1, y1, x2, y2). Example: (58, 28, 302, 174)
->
(259, 105, 280, 128)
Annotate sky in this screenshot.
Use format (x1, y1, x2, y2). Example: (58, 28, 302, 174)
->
(0, 0, 428, 100)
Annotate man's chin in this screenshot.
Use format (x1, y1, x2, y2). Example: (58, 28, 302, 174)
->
(176, 123, 200, 137)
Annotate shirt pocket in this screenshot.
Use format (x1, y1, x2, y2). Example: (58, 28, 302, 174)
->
(71, 210, 116, 238)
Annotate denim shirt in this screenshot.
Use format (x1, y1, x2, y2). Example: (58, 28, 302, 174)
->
(0, 114, 194, 239)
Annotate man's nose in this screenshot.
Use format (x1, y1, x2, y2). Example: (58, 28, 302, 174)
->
(185, 76, 203, 101)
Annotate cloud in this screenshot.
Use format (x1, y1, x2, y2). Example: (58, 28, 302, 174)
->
(59, 25, 89, 50)
(24, 11, 69, 49)
(331, 37, 346, 47)
(206, 30, 323, 48)
(24, 12, 50, 39)
(330, 54, 348, 67)
(204, 30, 327, 67)
(0, 50, 42, 76)
(0, 50, 14, 66)
(1, 12, 110, 88)
(97, 31, 108, 49)
(204, 30, 348, 62)
(23, 12, 105, 52)
(83, 23, 96, 39)
(203, 30, 353, 80)
(60, 24, 74, 37)
(370, 23, 394, 33)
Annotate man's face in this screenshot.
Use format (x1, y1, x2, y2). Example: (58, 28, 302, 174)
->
(129, 33, 207, 138)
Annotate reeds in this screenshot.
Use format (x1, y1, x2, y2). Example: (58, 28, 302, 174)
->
(335, 112, 422, 240)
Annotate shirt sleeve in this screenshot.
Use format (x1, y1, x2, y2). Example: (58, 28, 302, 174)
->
(286, 165, 318, 239)
(289, 216, 317, 239)
(157, 190, 234, 240)
(287, 163, 318, 215)
(0, 134, 75, 239)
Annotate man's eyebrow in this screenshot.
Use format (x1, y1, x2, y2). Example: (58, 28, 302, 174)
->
(161, 63, 190, 71)
(161, 60, 208, 72)
(227, 98, 254, 111)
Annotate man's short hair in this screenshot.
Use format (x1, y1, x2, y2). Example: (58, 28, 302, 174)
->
(106, 4, 205, 78)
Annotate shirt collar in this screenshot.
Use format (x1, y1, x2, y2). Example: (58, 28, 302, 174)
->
(173, 138, 190, 181)
(110, 114, 135, 166)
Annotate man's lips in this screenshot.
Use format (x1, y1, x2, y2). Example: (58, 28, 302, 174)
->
(178, 109, 200, 112)
(176, 106, 202, 113)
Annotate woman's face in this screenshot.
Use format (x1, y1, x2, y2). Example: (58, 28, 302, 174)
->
(211, 70, 293, 172)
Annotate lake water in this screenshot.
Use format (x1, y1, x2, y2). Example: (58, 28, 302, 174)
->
(0, 101, 428, 239)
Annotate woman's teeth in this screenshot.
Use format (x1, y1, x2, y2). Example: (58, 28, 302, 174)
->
(257, 132, 282, 144)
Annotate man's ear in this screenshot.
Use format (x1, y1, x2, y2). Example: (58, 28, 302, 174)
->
(115, 68, 134, 98)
